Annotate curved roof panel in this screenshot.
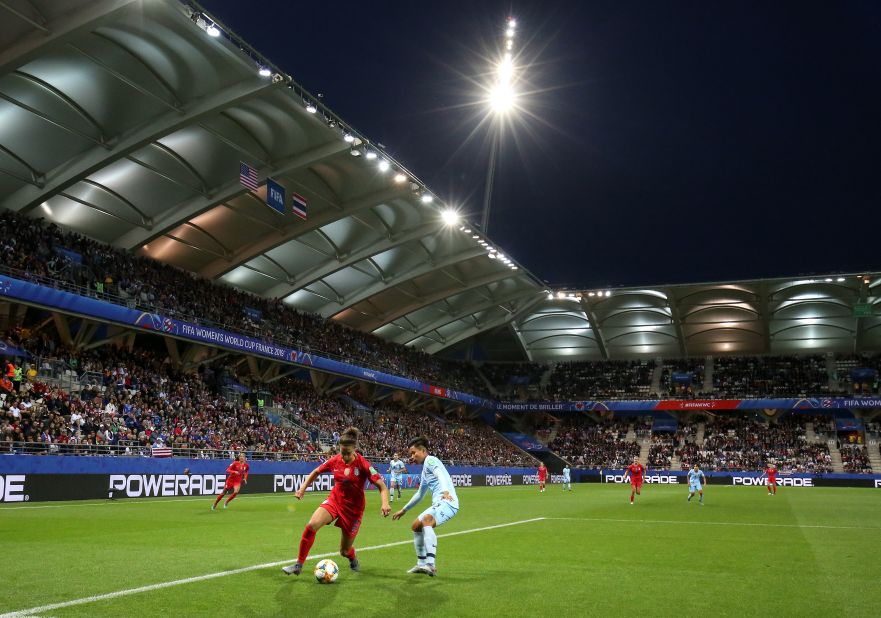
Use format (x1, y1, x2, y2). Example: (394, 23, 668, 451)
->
(1, 1, 877, 363)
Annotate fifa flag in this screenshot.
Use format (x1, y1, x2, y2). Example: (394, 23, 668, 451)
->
(292, 192, 308, 220)
(266, 177, 285, 215)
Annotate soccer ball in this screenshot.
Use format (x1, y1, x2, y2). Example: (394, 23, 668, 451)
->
(314, 559, 339, 583)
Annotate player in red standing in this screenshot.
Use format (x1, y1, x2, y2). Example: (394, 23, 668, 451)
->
(282, 427, 391, 576)
(760, 463, 778, 495)
(212, 452, 249, 510)
(623, 456, 646, 505)
(537, 462, 548, 493)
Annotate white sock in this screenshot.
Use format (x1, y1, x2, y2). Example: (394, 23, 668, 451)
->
(423, 525, 437, 566)
(413, 529, 426, 566)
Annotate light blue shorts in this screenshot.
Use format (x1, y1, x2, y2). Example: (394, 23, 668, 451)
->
(418, 500, 459, 527)
(391, 475, 403, 486)
(690, 483, 702, 492)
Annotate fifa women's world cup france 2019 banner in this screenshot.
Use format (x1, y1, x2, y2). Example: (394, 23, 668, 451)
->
(0, 275, 493, 409)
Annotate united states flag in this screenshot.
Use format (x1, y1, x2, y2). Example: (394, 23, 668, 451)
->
(151, 446, 173, 458)
(239, 162, 259, 191)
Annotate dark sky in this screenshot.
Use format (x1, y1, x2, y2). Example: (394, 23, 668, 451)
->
(201, 0, 881, 289)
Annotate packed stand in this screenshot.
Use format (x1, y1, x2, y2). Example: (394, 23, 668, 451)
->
(659, 358, 706, 398)
(480, 362, 546, 400)
(834, 355, 881, 396)
(676, 414, 833, 473)
(0, 212, 490, 398)
(547, 360, 655, 400)
(648, 433, 675, 468)
(839, 444, 872, 473)
(549, 417, 640, 468)
(346, 402, 534, 467)
(712, 355, 830, 398)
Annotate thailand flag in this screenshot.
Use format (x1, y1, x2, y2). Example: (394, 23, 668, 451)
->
(292, 192, 307, 220)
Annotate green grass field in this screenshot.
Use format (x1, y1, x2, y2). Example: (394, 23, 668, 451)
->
(3, 484, 881, 617)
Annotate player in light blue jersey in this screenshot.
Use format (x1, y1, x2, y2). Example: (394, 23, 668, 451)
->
(687, 463, 706, 505)
(562, 464, 572, 491)
(389, 454, 407, 502)
(392, 436, 459, 577)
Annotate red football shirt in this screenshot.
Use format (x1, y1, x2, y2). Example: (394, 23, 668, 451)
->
(317, 453, 382, 514)
(766, 467, 777, 481)
(538, 467, 547, 480)
(226, 461, 249, 482)
(626, 463, 645, 480)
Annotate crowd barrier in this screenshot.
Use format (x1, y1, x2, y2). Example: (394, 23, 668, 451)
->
(0, 455, 539, 502)
(596, 469, 881, 488)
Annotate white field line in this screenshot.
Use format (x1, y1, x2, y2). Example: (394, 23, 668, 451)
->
(0, 517, 545, 617)
(543, 516, 881, 531)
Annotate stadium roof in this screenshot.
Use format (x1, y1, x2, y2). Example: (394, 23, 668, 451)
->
(1, 0, 879, 362)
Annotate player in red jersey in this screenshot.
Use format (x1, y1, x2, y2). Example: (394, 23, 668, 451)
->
(760, 463, 778, 495)
(282, 427, 391, 576)
(537, 462, 548, 493)
(623, 456, 646, 505)
(212, 452, 249, 510)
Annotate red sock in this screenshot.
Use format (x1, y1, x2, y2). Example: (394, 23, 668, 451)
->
(298, 527, 317, 564)
(225, 492, 237, 505)
(345, 547, 356, 561)
(213, 493, 225, 507)
(630, 491, 634, 502)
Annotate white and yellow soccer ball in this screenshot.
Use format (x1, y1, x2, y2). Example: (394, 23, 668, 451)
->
(314, 559, 339, 583)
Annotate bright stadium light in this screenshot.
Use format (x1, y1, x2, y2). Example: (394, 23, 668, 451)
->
(441, 209, 460, 226)
(305, 101, 317, 113)
(258, 67, 271, 77)
(378, 159, 390, 172)
(206, 24, 221, 37)
(489, 253, 498, 259)
(365, 150, 377, 160)
(421, 194, 434, 204)
(836, 277, 845, 282)
(394, 173, 408, 183)
(343, 132, 355, 143)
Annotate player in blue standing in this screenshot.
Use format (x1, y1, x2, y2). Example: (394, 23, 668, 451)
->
(392, 436, 459, 577)
(389, 453, 407, 503)
(562, 464, 572, 491)
(687, 463, 706, 505)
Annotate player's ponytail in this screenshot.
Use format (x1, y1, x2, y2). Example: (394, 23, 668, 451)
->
(339, 426, 360, 447)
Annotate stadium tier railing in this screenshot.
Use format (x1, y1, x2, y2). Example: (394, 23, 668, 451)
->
(0, 441, 525, 468)
(0, 265, 444, 387)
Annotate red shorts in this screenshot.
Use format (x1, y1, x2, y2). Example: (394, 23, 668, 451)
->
(224, 479, 242, 492)
(539, 477, 547, 483)
(768, 479, 777, 485)
(320, 498, 364, 539)
(630, 479, 643, 489)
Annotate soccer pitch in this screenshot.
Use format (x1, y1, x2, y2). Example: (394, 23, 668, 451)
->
(3, 484, 880, 617)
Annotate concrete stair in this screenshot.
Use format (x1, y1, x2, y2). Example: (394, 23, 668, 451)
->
(650, 359, 664, 396)
(473, 364, 500, 397)
(703, 356, 714, 393)
(695, 422, 706, 446)
(827, 440, 845, 473)
(867, 439, 881, 474)
(639, 436, 651, 463)
(805, 422, 817, 444)
(670, 454, 681, 470)
(625, 424, 636, 442)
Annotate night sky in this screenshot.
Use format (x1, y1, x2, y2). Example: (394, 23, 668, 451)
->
(201, 0, 881, 289)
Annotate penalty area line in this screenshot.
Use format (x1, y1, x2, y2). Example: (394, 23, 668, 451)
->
(0, 517, 545, 617)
